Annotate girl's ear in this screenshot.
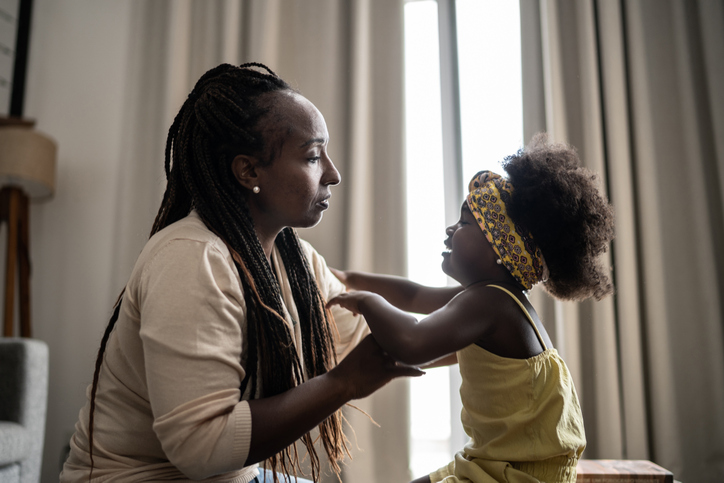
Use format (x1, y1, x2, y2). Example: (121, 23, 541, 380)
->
(231, 155, 259, 190)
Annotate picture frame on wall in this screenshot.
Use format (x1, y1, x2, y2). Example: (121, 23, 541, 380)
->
(0, 0, 32, 117)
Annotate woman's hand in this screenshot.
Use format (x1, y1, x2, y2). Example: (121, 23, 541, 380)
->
(330, 334, 424, 400)
(327, 290, 376, 316)
(245, 334, 423, 465)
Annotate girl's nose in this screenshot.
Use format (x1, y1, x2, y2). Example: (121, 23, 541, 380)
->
(445, 225, 455, 236)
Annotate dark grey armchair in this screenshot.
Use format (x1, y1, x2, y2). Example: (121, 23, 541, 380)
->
(0, 339, 49, 483)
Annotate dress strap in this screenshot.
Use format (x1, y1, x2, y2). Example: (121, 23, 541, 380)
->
(487, 284, 548, 351)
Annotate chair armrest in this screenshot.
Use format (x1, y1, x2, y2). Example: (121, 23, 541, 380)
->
(0, 421, 31, 465)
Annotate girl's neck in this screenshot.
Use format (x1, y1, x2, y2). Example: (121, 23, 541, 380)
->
(465, 277, 526, 293)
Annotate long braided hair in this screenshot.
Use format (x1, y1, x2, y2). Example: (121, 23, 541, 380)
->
(88, 63, 349, 482)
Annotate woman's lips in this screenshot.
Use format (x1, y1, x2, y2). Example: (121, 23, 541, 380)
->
(317, 196, 330, 209)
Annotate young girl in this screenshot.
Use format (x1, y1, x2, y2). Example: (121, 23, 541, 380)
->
(328, 134, 614, 483)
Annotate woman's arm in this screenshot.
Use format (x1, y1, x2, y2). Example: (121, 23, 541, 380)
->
(141, 239, 421, 478)
(245, 335, 422, 465)
(330, 268, 462, 314)
(327, 288, 492, 366)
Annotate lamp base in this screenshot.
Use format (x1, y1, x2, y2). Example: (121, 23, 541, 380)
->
(0, 186, 30, 337)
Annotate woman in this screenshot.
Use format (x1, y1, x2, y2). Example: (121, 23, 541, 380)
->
(60, 63, 421, 483)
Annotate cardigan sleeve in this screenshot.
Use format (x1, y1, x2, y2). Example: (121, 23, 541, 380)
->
(137, 237, 252, 480)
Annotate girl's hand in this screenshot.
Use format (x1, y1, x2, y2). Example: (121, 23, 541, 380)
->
(327, 291, 373, 315)
(329, 267, 349, 288)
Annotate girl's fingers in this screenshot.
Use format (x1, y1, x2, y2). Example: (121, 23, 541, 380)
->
(326, 296, 342, 308)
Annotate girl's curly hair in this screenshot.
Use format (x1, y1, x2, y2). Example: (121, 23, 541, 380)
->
(503, 133, 614, 301)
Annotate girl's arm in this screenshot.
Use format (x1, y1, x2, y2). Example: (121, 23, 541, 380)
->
(327, 288, 493, 366)
(330, 268, 462, 315)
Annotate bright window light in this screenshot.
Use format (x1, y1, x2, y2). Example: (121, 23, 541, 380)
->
(404, 1, 452, 478)
(404, 0, 447, 289)
(457, 0, 523, 180)
(404, 0, 523, 479)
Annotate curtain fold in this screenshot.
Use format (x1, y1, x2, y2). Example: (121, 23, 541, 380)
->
(521, 1, 724, 481)
(112, 1, 410, 482)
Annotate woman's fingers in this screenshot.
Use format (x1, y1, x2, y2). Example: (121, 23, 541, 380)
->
(391, 360, 426, 379)
(333, 335, 424, 400)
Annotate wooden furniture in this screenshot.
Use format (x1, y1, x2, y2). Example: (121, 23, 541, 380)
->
(577, 459, 674, 482)
(0, 186, 31, 336)
(0, 118, 56, 337)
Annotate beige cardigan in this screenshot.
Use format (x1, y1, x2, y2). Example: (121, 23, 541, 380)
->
(61, 211, 368, 482)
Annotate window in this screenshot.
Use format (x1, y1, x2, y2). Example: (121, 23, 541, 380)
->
(403, 0, 523, 478)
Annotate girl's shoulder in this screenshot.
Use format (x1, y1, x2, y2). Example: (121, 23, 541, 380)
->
(460, 283, 551, 359)
(444, 282, 535, 334)
(438, 283, 515, 330)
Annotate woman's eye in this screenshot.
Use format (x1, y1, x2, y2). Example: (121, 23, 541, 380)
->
(308, 156, 321, 163)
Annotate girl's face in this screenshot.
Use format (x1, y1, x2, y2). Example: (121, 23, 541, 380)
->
(246, 92, 341, 238)
(441, 201, 501, 286)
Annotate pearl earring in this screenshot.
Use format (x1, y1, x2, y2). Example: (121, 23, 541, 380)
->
(252, 186, 260, 194)
(496, 259, 502, 265)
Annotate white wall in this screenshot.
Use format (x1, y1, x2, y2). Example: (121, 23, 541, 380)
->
(23, 2, 134, 481)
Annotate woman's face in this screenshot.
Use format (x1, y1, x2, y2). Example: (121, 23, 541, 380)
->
(247, 92, 341, 236)
(441, 201, 500, 286)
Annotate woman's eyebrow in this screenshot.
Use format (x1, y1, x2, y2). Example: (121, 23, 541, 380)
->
(299, 137, 327, 148)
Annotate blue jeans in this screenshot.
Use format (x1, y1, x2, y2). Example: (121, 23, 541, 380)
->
(253, 468, 313, 483)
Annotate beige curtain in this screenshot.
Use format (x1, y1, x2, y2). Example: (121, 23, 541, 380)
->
(521, 1, 724, 481)
(110, 1, 410, 482)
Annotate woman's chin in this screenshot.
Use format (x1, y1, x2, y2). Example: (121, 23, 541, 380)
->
(293, 212, 325, 230)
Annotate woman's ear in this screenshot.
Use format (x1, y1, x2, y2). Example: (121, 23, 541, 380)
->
(231, 155, 259, 190)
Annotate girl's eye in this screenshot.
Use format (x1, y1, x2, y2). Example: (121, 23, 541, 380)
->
(308, 156, 321, 163)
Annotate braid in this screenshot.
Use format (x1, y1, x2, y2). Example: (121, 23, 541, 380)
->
(276, 229, 351, 477)
(87, 294, 123, 481)
(88, 63, 349, 483)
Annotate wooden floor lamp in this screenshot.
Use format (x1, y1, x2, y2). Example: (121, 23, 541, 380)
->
(0, 117, 56, 337)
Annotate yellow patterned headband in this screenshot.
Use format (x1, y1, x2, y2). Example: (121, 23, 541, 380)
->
(467, 170, 547, 290)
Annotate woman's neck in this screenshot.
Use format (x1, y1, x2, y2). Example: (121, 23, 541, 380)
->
(253, 224, 281, 264)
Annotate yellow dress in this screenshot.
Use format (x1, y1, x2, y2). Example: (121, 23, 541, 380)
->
(430, 285, 586, 483)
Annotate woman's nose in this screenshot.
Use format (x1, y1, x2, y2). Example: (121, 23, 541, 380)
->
(323, 156, 341, 186)
(445, 225, 455, 236)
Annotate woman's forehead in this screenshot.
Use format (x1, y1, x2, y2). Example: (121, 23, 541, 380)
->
(274, 92, 328, 142)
